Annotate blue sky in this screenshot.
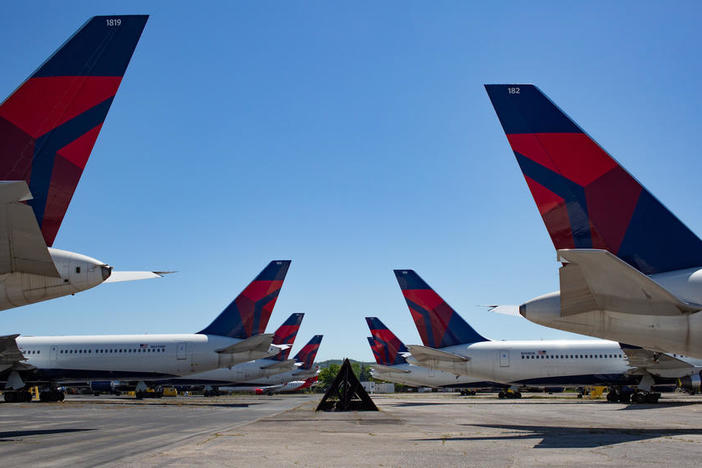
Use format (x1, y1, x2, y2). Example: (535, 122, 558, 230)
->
(1, 1, 702, 361)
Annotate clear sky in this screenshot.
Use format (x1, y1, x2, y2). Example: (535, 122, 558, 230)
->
(2, 1, 701, 361)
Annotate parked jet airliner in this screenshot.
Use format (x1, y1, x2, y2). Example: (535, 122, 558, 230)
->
(485, 84, 702, 362)
(166, 312, 305, 395)
(0, 15, 165, 312)
(365, 317, 497, 389)
(0, 260, 291, 402)
(227, 334, 324, 389)
(394, 269, 702, 402)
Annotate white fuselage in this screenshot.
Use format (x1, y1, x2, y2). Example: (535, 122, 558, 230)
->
(521, 267, 702, 359)
(370, 363, 491, 388)
(12, 334, 277, 385)
(414, 340, 641, 387)
(231, 366, 318, 387)
(170, 359, 295, 386)
(0, 248, 110, 311)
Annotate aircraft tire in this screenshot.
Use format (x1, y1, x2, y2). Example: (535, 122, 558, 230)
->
(619, 392, 631, 403)
(498, 391, 505, 399)
(4, 392, 16, 403)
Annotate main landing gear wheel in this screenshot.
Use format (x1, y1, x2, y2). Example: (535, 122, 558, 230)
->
(39, 390, 65, 402)
(4, 391, 32, 403)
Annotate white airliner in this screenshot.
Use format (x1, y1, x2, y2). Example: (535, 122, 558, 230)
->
(485, 84, 702, 362)
(0, 16, 165, 312)
(394, 269, 702, 402)
(365, 318, 495, 389)
(207, 335, 324, 393)
(164, 313, 307, 395)
(0, 260, 291, 402)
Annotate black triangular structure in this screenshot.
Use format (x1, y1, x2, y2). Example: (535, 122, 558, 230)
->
(316, 359, 378, 412)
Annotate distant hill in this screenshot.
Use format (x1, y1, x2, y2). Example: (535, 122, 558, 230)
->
(317, 359, 374, 368)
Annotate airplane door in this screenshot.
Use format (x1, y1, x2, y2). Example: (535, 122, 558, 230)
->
(51, 345, 58, 361)
(499, 350, 510, 367)
(176, 342, 187, 360)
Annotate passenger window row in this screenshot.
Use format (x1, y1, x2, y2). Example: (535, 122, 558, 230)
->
(521, 354, 625, 359)
(58, 348, 166, 354)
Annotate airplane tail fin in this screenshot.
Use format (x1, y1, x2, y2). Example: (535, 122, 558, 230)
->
(484, 84, 702, 275)
(365, 317, 408, 365)
(198, 260, 291, 339)
(367, 337, 383, 364)
(269, 313, 304, 361)
(394, 269, 488, 348)
(293, 335, 323, 370)
(0, 15, 148, 246)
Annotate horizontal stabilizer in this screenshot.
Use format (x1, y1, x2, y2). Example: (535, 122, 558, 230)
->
(620, 343, 694, 371)
(406, 344, 470, 363)
(487, 305, 521, 316)
(0, 181, 59, 277)
(216, 333, 273, 354)
(104, 270, 172, 283)
(262, 359, 296, 371)
(558, 249, 702, 316)
(372, 364, 411, 374)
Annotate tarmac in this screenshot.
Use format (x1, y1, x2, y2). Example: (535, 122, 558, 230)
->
(2, 392, 702, 467)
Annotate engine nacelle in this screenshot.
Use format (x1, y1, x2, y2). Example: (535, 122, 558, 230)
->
(90, 381, 119, 393)
(680, 373, 702, 394)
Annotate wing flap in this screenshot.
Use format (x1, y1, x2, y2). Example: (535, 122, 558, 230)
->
(620, 343, 693, 370)
(558, 249, 701, 316)
(372, 364, 412, 374)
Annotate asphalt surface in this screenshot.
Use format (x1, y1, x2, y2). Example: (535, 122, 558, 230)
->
(3, 392, 702, 466)
(0, 394, 312, 466)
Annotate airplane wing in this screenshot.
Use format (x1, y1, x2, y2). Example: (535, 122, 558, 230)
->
(406, 345, 470, 363)
(0, 334, 33, 373)
(261, 359, 296, 371)
(558, 249, 702, 316)
(103, 271, 173, 283)
(620, 343, 694, 371)
(216, 333, 274, 354)
(372, 364, 411, 374)
(0, 182, 60, 277)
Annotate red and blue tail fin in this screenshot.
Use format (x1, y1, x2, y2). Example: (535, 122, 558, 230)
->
(394, 270, 488, 348)
(365, 317, 408, 365)
(0, 15, 148, 246)
(269, 313, 304, 361)
(367, 337, 384, 364)
(485, 84, 702, 275)
(198, 261, 291, 338)
(293, 335, 323, 370)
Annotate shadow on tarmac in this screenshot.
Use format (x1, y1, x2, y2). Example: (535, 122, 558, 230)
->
(619, 401, 699, 410)
(415, 424, 702, 448)
(0, 428, 93, 442)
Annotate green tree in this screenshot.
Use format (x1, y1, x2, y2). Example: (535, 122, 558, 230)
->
(318, 363, 340, 388)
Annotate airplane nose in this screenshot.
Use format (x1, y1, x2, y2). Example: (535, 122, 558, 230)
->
(101, 265, 113, 281)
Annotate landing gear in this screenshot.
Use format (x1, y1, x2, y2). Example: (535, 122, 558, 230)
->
(498, 390, 522, 399)
(3, 391, 32, 403)
(606, 387, 659, 403)
(459, 389, 476, 396)
(135, 390, 163, 399)
(203, 389, 221, 397)
(39, 390, 65, 402)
